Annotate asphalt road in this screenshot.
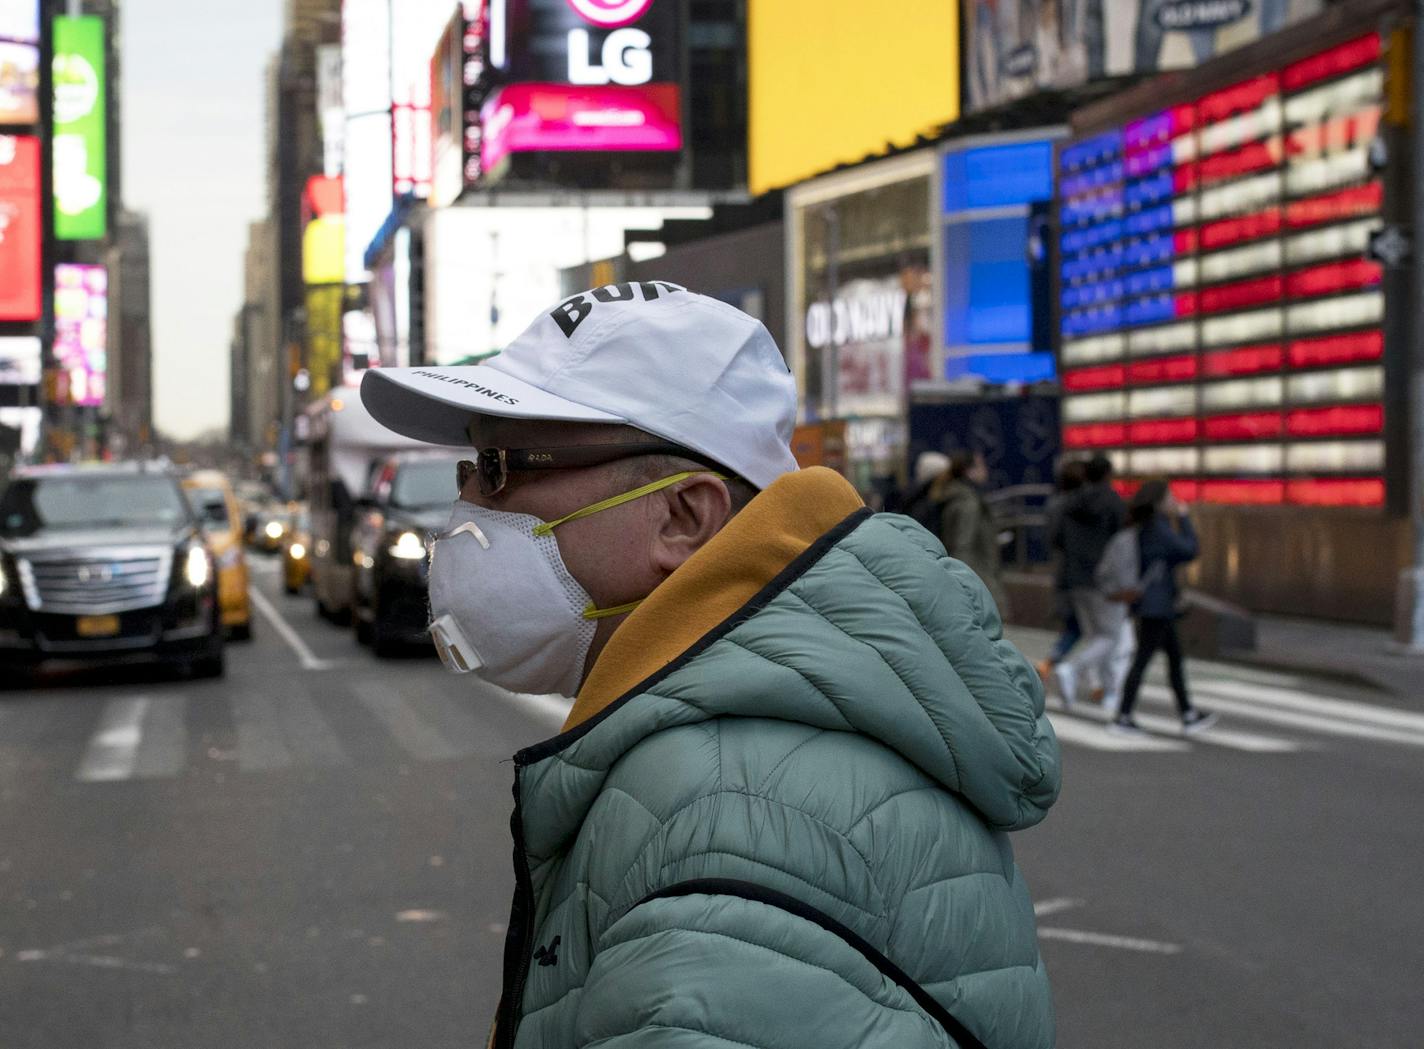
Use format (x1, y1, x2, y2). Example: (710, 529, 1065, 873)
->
(1, 555, 1421, 1048)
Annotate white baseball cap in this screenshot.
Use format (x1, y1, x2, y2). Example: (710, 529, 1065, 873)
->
(360, 281, 800, 490)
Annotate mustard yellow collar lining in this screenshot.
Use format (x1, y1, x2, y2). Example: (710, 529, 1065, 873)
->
(564, 466, 865, 732)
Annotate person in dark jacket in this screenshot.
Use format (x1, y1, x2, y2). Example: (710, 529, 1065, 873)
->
(1040, 457, 1088, 681)
(900, 450, 951, 532)
(1051, 454, 1128, 706)
(1110, 478, 1218, 735)
(1057, 454, 1126, 590)
(933, 450, 1009, 614)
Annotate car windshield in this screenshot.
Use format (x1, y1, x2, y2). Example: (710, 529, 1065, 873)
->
(187, 487, 231, 529)
(391, 460, 460, 508)
(0, 476, 191, 538)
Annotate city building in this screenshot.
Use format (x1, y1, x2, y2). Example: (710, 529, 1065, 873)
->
(104, 208, 152, 454)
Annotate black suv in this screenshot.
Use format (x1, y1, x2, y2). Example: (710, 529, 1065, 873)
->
(0, 462, 225, 680)
(349, 451, 463, 656)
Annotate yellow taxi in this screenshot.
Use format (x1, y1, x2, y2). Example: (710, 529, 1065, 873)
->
(181, 471, 253, 641)
(283, 507, 312, 594)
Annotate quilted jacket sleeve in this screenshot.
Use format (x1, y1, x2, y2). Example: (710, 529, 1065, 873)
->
(572, 892, 958, 1049)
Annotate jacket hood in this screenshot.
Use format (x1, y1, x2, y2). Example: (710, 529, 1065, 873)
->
(514, 467, 1060, 863)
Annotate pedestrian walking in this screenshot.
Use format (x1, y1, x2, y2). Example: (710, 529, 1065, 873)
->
(360, 283, 1061, 1049)
(900, 450, 951, 532)
(1040, 457, 1088, 682)
(934, 450, 1009, 616)
(1052, 454, 1132, 709)
(1110, 479, 1218, 736)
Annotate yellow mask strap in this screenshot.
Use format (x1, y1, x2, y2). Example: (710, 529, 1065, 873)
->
(582, 599, 642, 621)
(532, 470, 728, 537)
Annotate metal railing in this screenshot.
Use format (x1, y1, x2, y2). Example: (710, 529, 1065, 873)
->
(984, 484, 1055, 571)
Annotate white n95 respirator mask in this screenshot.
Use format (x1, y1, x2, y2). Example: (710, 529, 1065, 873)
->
(426, 471, 717, 697)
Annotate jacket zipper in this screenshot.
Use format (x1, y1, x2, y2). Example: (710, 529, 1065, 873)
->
(494, 766, 536, 1049)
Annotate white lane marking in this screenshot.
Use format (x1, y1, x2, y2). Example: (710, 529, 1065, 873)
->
(247, 586, 337, 671)
(1038, 927, 1182, 954)
(1033, 898, 1084, 918)
(1141, 684, 1424, 748)
(76, 697, 151, 782)
(1192, 678, 1424, 734)
(132, 695, 188, 778)
(272, 688, 349, 767)
(16, 925, 178, 974)
(15, 949, 176, 975)
(503, 691, 573, 730)
(1131, 710, 1302, 753)
(1047, 711, 1190, 752)
(229, 691, 294, 772)
(353, 682, 465, 762)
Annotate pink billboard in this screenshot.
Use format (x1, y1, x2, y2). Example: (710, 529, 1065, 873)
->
(53, 262, 106, 406)
(480, 82, 680, 174)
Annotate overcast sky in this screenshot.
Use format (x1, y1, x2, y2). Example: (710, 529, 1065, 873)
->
(121, 0, 282, 439)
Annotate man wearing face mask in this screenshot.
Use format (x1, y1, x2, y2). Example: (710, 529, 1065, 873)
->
(361, 281, 1061, 1049)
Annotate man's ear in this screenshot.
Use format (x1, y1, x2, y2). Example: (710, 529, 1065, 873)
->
(649, 475, 733, 576)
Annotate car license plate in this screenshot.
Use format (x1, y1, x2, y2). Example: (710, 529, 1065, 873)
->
(76, 614, 121, 638)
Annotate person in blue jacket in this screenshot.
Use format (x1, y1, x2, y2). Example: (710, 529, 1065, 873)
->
(1110, 478, 1218, 735)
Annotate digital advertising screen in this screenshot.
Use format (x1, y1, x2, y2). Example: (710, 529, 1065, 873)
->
(0, 1, 39, 45)
(0, 40, 39, 125)
(1056, 32, 1389, 508)
(0, 334, 39, 385)
(53, 263, 108, 407)
(943, 134, 1060, 385)
(749, 0, 959, 195)
(0, 132, 40, 322)
(479, 0, 681, 182)
(479, 82, 680, 172)
(52, 15, 107, 241)
(966, 0, 1325, 114)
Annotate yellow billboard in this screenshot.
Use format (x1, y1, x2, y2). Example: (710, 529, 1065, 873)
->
(749, 1, 959, 196)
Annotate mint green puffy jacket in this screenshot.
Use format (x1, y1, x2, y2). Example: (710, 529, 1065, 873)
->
(494, 508, 1062, 1048)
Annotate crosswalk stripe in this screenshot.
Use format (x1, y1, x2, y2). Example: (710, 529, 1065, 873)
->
(273, 688, 349, 767)
(1141, 684, 1424, 748)
(1131, 709, 1302, 753)
(353, 682, 465, 762)
(1047, 711, 1190, 752)
(132, 695, 188, 778)
(76, 697, 150, 782)
(1190, 678, 1424, 735)
(229, 691, 295, 772)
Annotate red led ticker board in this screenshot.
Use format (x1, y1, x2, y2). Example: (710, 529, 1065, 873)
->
(1057, 33, 1388, 508)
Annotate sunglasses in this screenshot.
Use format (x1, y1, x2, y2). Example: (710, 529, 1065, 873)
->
(457, 441, 725, 497)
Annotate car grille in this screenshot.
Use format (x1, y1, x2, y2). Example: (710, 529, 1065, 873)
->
(17, 548, 174, 615)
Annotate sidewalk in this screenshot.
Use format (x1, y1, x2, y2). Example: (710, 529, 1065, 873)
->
(1231, 615, 1424, 699)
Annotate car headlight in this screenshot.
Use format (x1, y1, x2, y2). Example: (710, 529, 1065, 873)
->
(184, 545, 212, 588)
(288, 541, 307, 561)
(388, 531, 427, 560)
(0, 562, 8, 599)
(264, 521, 285, 540)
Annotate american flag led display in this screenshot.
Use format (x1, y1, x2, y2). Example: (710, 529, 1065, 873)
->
(1057, 33, 1388, 508)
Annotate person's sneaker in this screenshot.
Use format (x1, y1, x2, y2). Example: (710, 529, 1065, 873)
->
(1053, 664, 1077, 709)
(1181, 708, 1219, 734)
(1106, 714, 1146, 736)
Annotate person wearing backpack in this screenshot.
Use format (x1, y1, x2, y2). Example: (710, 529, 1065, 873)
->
(1109, 479, 1217, 735)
